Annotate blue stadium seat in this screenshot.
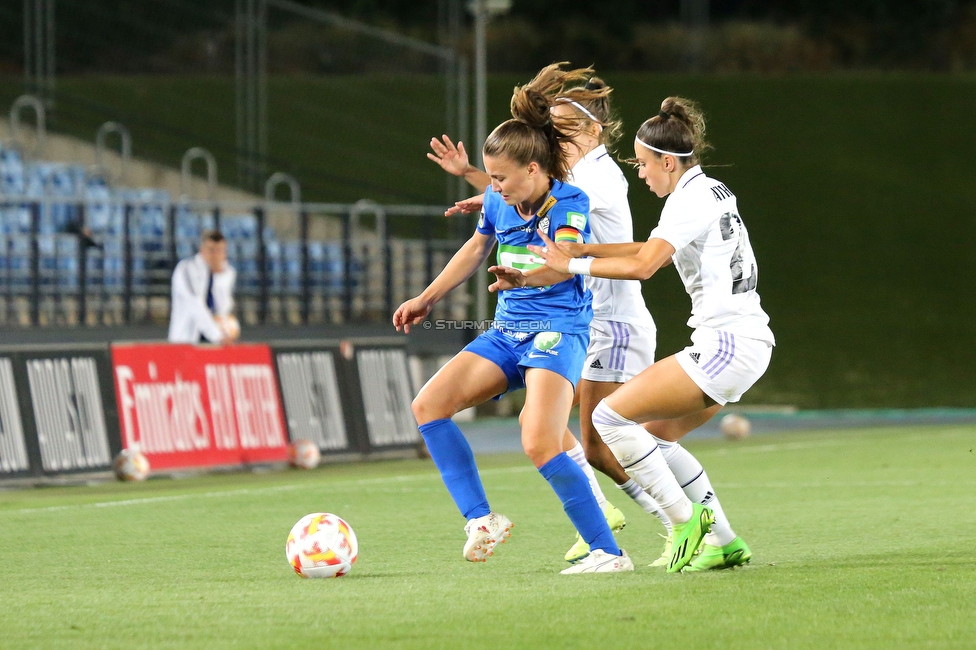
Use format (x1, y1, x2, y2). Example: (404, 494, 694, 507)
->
(222, 213, 258, 241)
(56, 235, 79, 291)
(38, 234, 56, 285)
(86, 176, 123, 236)
(7, 236, 32, 291)
(0, 148, 35, 236)
(234, 239, 259, 290)
(0, 147, 26, 195)
(0, 236, 9, 285)
(26, 163, 78, 234)
(283, 241, 302, 292)
(0, 202, 31, 235)
(101, 239, 125, 289)
(307, 241, 350, 294)
(118, 189, 173, 288)
(265, 239, 281, 285)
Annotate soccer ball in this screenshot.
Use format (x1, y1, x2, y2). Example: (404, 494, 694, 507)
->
(288, 439, 321, 470)
(720, 413, 751, 440)
(216, 315, 240, 341)
(286, 513, 358, 578)
(113, 449, 150, 481)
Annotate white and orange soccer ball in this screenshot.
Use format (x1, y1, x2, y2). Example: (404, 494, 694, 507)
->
(286, 513, 358, 578)
(113, 449, 150, 481)
(720, 413, 752, 440)
(288, 439, 321, 470)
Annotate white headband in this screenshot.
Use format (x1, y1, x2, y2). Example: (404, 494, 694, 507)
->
(634, 137, 694, 157)
(553, 98, 603, 132)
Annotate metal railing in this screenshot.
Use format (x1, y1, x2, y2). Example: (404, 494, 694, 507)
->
(0, 195, 471, 328)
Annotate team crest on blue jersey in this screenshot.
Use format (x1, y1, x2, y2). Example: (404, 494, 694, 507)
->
(538, 216, 550, 235)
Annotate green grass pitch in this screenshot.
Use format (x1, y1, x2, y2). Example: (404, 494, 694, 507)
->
(1, 424, 974, 648)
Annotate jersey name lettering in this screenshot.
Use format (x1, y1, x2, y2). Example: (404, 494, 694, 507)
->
(710, 184, 734, 202)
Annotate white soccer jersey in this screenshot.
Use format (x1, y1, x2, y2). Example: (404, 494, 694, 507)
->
(648, 165, 775, 344)
(568, 145, 654, 327)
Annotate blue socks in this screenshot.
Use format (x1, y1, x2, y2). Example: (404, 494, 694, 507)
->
(539, 453, 620, 556)
(420, 419, 620, 557)
(419, 418, 490, 520)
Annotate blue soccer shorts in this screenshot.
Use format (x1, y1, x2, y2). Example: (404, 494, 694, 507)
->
(462, 327, 589, 396)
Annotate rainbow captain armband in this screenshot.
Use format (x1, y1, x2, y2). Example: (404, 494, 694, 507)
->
(554, 226, 583, 244)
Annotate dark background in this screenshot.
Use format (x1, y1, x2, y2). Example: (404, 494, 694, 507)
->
(3, 1, 976, 73)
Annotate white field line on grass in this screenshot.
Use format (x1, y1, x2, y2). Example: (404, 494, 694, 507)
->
(4, 430, 968, 516)
(0, 465, 536, 517)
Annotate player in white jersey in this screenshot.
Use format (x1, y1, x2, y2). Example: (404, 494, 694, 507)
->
(430, 67, 750, 570)
(517, 96, 774, 572)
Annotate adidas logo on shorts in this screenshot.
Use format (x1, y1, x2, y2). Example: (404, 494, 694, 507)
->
(690, 352, 701, 364)
(589, 359, 603, 369)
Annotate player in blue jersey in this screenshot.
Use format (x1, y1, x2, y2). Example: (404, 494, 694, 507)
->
(429, 65, 750, 571)
(394, 65, 633, 574)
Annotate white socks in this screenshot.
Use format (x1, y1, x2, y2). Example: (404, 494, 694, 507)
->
(592, 400, 693, 524)
(569, 439, 671, 532)
(653, 436, 737, 546)
(566, 440, 608, 508)
(618, 478, 671, 533)
(569, 404, 738, 548)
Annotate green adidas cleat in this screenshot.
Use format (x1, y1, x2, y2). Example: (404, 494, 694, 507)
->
(666, 503, 714, 574)
(682, 536, 752, 572)
(564, 503, 627, 564)
(649, 533, 672, 568)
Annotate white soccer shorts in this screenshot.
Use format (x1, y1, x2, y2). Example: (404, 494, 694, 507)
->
(581, 318, 657, 383)
(675, 327, 773, 405)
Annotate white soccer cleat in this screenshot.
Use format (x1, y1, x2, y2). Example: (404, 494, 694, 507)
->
(560, 549, 635, 574)
(463, 512, 513, 562)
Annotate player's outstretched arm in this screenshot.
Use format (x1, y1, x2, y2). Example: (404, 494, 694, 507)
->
(444, 193, 484, 218)
(486, 263, 572, 292)
(427, 135, 491, 191)
(563, 240, 646, 258)
(530, 231, 674, 281)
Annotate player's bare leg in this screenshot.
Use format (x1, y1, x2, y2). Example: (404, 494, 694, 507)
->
(412, 351, 508, 426)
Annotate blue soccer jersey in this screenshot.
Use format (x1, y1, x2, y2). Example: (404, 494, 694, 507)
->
(477, 180, 593, 334)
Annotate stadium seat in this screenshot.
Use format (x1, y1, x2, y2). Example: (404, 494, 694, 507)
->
(7, 235, 32, 292)
(26, 163, 78, 234)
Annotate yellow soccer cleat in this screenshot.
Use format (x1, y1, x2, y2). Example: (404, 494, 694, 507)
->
(564, 503, 626, 563)
(649, 533, 672, 568)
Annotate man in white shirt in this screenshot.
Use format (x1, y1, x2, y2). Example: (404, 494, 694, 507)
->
(167, 229, 239, 344)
